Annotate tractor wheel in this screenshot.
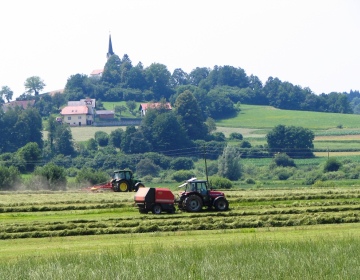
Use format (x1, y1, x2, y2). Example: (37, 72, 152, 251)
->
(118, 180, 129, 192)
(185, 195, 203, 212)
(214, 197, 229, 211)
(133, 182, 145, 192)
(152, 204, 162, 214)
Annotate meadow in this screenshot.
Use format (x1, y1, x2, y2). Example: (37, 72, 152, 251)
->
(2, 186, 360, 278)
(216, 105, 360, 130)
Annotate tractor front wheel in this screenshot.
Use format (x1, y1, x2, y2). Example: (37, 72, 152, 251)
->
(214, 198, 229, 211)
(152, 204, 162, 214)
(134, 182, 145, 192)
(118, 180, 129, 192)
(185, 195, 203, 212)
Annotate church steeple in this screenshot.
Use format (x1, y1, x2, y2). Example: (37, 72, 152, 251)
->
(107, 34, 114, 60)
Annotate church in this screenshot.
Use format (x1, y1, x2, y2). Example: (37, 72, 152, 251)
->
(90, 34, 115, 78)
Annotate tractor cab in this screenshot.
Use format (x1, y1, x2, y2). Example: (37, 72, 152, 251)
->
(111, 170, 144, 192)
(113, 170, 132, 181)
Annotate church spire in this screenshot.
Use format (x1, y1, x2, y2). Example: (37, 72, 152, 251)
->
(107, 34, 114, 60)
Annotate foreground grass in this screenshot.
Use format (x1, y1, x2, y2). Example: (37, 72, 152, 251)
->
(1, 225, 360, 279)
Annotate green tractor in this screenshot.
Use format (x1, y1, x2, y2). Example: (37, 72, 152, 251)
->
(111, 170, 145, 192)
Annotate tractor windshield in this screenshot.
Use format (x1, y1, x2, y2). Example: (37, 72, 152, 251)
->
(113, 172, 125, 180)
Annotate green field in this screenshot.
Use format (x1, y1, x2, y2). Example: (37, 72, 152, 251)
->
(2, 186, 360, 278)
(216, 105, 360, 129)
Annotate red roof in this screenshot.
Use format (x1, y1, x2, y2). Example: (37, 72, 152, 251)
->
(4, 100, 35, 109)
(90, 69, 104, 75)
(140, 103, 172, 110)
(61, 106, 88, 115)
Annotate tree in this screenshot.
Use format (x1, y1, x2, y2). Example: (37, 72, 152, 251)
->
(47, 115, 59, 151)
(115, 105, 127, 115)
(17, 142, 42, 172)
(109, 128, 124, 148)
(0, 86, 13, 103)
(0, 166, 20, 190)
(229, 132, 243, 140)
(188, 67, 210, 86)
(175, 90, 208, 140)
(126, 100, 137, 113)
(95, 131, 109, 147)
(52, 92, 65, 109)
(266, 125, 314, 158)
(171, 68, 188, 86)
(206, 117, 216, 133)
(24, 76, 46, 95)
(170, 157, 194, 170)
(145, 63, 172, 99)
(86, 138, 98, 151)
(218, 145, 241, 180)
(54, 124, 75, 156)
(101, 54, 122, 85)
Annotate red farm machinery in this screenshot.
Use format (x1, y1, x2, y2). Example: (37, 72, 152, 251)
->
(134, 178, 229, 214)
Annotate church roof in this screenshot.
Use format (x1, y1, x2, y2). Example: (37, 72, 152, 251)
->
(107, 34, 114, 58)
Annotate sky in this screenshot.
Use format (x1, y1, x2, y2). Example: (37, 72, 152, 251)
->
(0, 0, 359, 100)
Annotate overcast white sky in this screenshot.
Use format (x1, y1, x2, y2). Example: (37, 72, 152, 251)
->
(1, 0, 359, 100)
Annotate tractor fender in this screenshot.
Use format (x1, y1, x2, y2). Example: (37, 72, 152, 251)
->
(212, 196, 226, 207)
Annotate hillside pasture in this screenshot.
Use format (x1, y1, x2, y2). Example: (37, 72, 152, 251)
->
(216, 105, 360, 129)
(102, 101, 141, 118)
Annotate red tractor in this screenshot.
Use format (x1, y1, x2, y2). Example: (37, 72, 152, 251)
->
(177, 178, 229, 212)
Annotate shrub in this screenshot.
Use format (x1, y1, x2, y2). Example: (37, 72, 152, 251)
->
(229, 132, 243, 141)
(303, 170, 323, 185)
(278, 171, 290, 180)
(209, 176, 233, 189)
(136, 158, 160, 177)
(66, 167, 79, 177)
(238, 140, 251, 148)
(142, 175, 153, 183)
(273, 153, 296, 167)
(76, 168, 109, 185)
(312, 180, 338, 188)
(212, 132, 226, 142)
(170, 157, 194, 170)
(171, 170, 195, 182)
(321, 171, 346, 181)
(0, 166, 21, 190)
(323, 158, 342, 173)
(34, 163, 67, 190)
(245, 178, 256, 184)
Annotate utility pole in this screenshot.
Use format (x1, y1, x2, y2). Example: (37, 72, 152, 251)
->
(203, 144, 209, 183)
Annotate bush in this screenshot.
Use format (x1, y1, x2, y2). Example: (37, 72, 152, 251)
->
(136, 158, 160, 177)
(171, 170, 196, 182)
(312, 180, 338, 188)
(76, 168, 109, 185)
(142, 175, 153, 183)
(0, 166, 21, 190)
(273, 153, 296, 167)
(170, 157, 194, 170)
(66, 167, 79, 177)
(229, 132, 243, 141)
(209, 176, 233, 189)
(238, 140, 251, 148)
(321, 171, 346, 181)
(212, 132, 226, 142)
(323, 158, 342, 173)
(34, 163, 67, 190)
(278, 171, 291, 180)
(303, 170, 323, 185)
(245, 178, 256, 184)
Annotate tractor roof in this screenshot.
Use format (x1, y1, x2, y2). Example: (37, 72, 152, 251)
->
(114, 170, 132, 173)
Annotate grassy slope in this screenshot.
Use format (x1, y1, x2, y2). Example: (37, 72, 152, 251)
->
(216, 104, 360, 129)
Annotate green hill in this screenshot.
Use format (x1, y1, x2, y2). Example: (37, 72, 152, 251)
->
(216, 105, 360, 130)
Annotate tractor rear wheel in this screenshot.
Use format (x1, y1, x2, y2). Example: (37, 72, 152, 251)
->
(185, 195, 203, 212)
(134, 182, 145, 192)
(118, 180, 129, 192)
(152, 204, 162, 214)
(214, 197, 229, 211)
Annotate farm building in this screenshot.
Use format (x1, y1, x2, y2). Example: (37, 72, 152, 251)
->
(139, 102, 172, 116)
(2, 100, 36, 112)
(96, 110, 115, 119)
(60, 105, 93, 126)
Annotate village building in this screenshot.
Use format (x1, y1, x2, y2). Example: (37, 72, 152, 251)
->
(139, 102, 172, 117)
(96, 110, 115, 119)
(60, 105, 93, 126)
(2, 100, 36, 112)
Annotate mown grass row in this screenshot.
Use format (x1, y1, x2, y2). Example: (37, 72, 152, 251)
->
(1, 210, 360, 240)
(0, 202, 132, 213)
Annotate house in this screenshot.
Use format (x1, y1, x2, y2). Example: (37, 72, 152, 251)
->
(96, 110, 115, 119)
(60, 105, 93, 126)
(90, 69, 104, 78)
(2, 100, 36, 112)
(139, 102, 172, 116)
(68, 98, 96, 108)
